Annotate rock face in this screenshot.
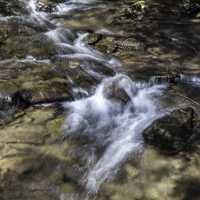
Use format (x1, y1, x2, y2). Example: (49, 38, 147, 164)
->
(143, 107, 200, 154)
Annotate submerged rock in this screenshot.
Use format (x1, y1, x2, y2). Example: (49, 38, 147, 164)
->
(0, 106, 76, 200)
(99, 145, 200, 200)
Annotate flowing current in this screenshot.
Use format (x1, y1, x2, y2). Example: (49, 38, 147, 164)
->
(26, 0, 169, 198)
(63, 75, 167, 193)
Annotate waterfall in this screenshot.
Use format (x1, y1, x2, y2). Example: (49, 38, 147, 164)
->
(26, 0, 168, 197)
(62, 74, 167, 193)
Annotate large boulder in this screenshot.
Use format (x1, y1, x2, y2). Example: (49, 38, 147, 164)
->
(143, 107, 200, 154)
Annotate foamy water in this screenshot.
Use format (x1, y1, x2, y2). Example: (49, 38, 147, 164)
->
(26, 0, 168, 197)
(28, 0, 49, 25)
(180, 74, 200, 86)
(62, 74, 167, 193)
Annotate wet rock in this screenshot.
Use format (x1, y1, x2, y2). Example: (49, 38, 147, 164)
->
(102, 75, 135, 104)
(82, 1, 200, 81)
(143, 107, 200, 154)
(0, 16, 49, 36)
(83, 33, 103, 45)
(0, 95, 13, 110)
(54, 56, 99, 92)
(0, 0, 28, 16)
(37, 1, 55, 13)
(37, 0, 67, 13)
(0, 90, 33, 125)
(85, 34, 117, 54)
(181, 0, 200, 17)
(150, 73, 181, 84)
(11, 90, 32, 107)
(0, 1, 200, 200)
(0, 59, 73, 105)
(0, 95, 16, 124)
(103, 83, 131, 104)
(21, 77, 72, 103)
(0, 33, 57, 59)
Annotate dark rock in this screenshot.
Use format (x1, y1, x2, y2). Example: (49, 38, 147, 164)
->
(143, 107, 200, 154)
(103, 83, 131, 104)
(11, 90, 32, 108)
(0, 90, 30, 114)
(0, 0, 28, 16)
(83, 33, 103, 45)
(102, 75, 135, 105)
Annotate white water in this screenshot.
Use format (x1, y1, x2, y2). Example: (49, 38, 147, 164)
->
(28, 0, 49, 25)
(53, 0, 102, 16)
(45, 28, 74, 44)
(62, 74, 167, 193)
(56, 32, 122, 73)
(26, 0, 168, 196)
(19, 55, 50, 64)
(55, 3, 86, 15)
(27, 0, 122, 70)
(180, 74, 200, 86)
(69, 0, 99, 3)
(2, 1, 199, 200)
(71, 33, 121, 68)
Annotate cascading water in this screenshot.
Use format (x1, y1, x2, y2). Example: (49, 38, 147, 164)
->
(1, 0, 200, 200)
(26, 0, 169, 198)
(56, 32, 122, 71)
(28, 0, 50, 26)
(180, 74, 200, 86)
(62, 74, 167, 194)
(27, 0, 121, 72)
(55, 0, 103, 14)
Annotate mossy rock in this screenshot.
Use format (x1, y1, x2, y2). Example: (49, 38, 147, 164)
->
(143, 107, 200, 154)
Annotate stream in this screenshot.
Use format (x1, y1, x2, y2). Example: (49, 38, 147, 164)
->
(27, 0, 170, 197)
(0, 0, 200, 200)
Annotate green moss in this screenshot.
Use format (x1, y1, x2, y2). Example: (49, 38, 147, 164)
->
(47, 117, 64, 135)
